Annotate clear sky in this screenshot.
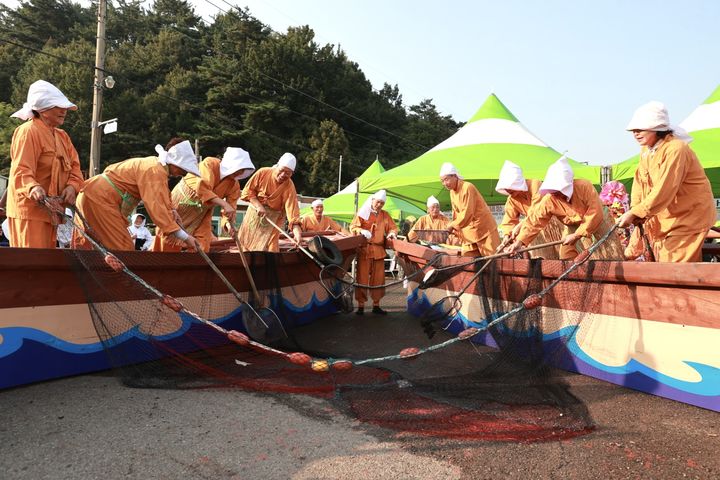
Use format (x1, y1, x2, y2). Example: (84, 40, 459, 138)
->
(7, 0, 720, 166)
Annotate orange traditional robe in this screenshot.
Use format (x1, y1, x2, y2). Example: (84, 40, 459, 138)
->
(517, 179, 604, 260)
(6, 118, 83, 248)
(630, 135, 716, 262)
(300, 214, 346, 233)
(406, 213, 451, 243)
(74, 157, 179, 251)
(154, 157, 241, 252)
(350, 210, 398, 306)
(448, 179, 500, 256)
(238, 167, 300, 252)
(498, 179, 543, 237)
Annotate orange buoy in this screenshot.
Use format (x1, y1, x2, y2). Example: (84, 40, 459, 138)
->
(288, 352, 311, 366)
(573, 250, 591, 264)
(523, 294, 542, 310)
(458, 327, 479, 340)
(399, 347, 420, 359)
(228, 330, 250, 346)
(160, 294, 184, 312)
(104, 253, 125, 272)
(331, 360, 353, 371)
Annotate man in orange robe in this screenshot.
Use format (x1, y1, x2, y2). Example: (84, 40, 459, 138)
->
(154, 147, 255, 252)
(300, 199, 347, 234)
(439, 163, 499, 256)
(407, 195, 456, 244)
(6, 80, 84, 248)
(495, 160, 543, 240)
(507, 156, 605, 260)
(618, 101, 716, 262)
(73, 140, 201, 251)
(237, 153, 302, 252)
(350, 190, 398, 315)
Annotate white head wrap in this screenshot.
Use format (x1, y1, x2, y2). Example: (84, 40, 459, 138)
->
(439, 162, 462, 179)
(311, 199, 323, 208)
(130, 213, 146, 227)
(539, 155, 574, 201)
(1, 218, 10, 242)
(154, 140, 201, 176)
(11, 80, 77, 121)
(426, 195, 440, 208)
(495, 160, 528, 195)
(220, 147, 255, 180)
(275, 152, 297, 171)
(626, 101, 692, 143)
(357, 190, 387, 220)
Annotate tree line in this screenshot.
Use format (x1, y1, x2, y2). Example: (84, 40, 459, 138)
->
(0, 0, 461, 196)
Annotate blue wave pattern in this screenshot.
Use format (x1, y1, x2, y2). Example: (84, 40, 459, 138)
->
(1, 293, 337, 389)
(408, 288, 720, 403)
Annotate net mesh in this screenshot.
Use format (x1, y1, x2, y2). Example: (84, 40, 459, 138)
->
(59, 203, 621, 443)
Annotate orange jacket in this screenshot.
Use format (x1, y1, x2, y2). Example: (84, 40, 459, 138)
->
(630, 135, 715, 239)
(7, 118, 83, 222)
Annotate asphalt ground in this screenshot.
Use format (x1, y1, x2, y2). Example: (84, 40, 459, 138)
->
(1, 307, 718, 480)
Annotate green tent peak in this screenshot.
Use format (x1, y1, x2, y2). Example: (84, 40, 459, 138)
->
(702, 84, 720, 105)
(466, 94, 519, 124)
(359, 159, 385, 181)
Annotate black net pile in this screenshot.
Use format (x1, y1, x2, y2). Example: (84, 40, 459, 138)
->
(62, 229, 618, 442)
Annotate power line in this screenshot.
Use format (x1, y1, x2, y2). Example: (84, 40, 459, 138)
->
(0, 34, 311, 154)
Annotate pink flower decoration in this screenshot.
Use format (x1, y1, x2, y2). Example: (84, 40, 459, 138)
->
(600, 181, 629, 206)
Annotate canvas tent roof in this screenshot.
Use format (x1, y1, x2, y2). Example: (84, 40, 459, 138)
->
(362, 93, 601, 209)
(612, 84, 720, 197)
(301, 160, 425, 224)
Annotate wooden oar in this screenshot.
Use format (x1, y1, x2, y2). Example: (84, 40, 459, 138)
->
(233, 233, 263, 306)
(248, 205, 324, 268)
(196, 248, 247, 305)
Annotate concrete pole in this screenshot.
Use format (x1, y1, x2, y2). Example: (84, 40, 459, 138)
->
(88, 0, 107, 178)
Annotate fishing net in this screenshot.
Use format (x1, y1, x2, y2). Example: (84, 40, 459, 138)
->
(54, 196, 622, 443)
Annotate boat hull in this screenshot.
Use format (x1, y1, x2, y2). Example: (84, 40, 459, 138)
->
(393, 239, 720, 412)
(0, 234, 362, 389)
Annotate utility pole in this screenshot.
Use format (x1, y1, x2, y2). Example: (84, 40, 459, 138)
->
(88, 0, 107, 178)
(337, 155, 343, 192)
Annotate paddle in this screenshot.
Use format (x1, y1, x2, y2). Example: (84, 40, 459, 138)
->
(196, 247, 286, 343)
(247, 205, 355, 303)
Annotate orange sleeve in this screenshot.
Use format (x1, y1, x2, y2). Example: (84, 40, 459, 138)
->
(225, 182, 241, 209)
(197, 159, 219, 204)
(630, 143, 690, 219)
(59, 131, 84, 193)
(499, 196, 521, 236)
(449, 184, 477, 230)
(574, 181, 604, 237)
(350, 214, 364, 234)
(137, 165, 179, 234)
(283, 182, 300, 226)
(384, 211, 398, 235)
(9, 124, 42, 196)
(516, 196, 554, 246)
(240, 169, 263, 203)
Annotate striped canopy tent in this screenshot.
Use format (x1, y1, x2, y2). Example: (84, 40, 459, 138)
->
(612, 84, 720, 197)
(302, 160, 425, 224)
(361, 93, 601, 209)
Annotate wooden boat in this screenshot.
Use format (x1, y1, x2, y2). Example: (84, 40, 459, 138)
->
(0, 232, 363, 390)
(391, 239, 720, 412)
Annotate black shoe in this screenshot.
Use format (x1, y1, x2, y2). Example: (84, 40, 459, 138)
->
(372, 306, 388, 315)
(355, 307, 364, 315)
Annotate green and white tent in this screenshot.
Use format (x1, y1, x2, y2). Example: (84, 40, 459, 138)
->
(302, 160, 425, 224)
(362, 93, 601, 209)
(612, 84, 720, 197)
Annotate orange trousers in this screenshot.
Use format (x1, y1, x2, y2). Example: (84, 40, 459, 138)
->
(460, 230, 500, 257)
(7, 218, 56, 248)
(355, 256, 385, 306)
(653, 232, 707, 262)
